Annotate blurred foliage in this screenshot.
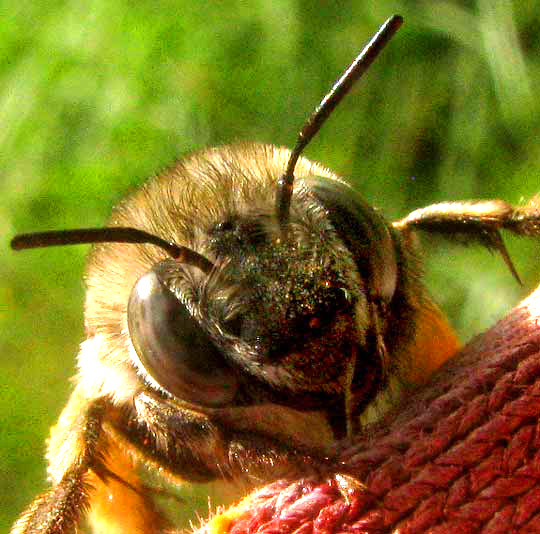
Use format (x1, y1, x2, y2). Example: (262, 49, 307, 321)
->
(2, 0, 540, 531)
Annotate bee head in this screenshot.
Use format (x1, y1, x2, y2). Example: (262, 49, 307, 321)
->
(78, 137, 413, 443)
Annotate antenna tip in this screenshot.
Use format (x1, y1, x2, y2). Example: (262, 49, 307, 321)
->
(386, 14, 404, 31)
(10, 235, 26, 250)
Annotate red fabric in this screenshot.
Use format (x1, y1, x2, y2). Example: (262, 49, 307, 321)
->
(199, 287, 540, 533)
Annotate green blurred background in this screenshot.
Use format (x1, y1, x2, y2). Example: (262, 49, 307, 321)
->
(2, 0, 540, 530)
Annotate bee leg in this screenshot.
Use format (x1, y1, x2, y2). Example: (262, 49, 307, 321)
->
(394, 198, 540, 284)
(12, 391, 170, 534)
(224, 431, 332, 483)
(107, 392, 332, 486)
(11, 399, 105, 534)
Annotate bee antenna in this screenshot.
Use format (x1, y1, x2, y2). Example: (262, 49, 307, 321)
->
(11, 227, 214, 274)
(276, 14, 404, 229)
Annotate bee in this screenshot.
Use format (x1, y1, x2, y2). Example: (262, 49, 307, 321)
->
(9, 14, 540, 534)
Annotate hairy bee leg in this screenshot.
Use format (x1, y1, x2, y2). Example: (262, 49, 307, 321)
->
(394, 198, 540, 283)
(54, 391, 171, 534)
(105, 392, 235, 483)
(11, 471, 91, 534)
(12, 392, 170, 534)
(225, 431, 332, 482)
(106, 392, 332, 486)
(11, 470, 93, 534)
(11, 400, 106, 534)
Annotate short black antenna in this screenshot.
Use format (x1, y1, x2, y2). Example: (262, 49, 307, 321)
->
(11, 227, 214, 274)
(275, 14, 404, 229)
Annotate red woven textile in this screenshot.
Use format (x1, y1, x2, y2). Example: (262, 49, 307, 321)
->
(199, 286, 540, 534)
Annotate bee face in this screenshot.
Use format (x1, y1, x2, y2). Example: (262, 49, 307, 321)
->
(81, 144, 398, 446)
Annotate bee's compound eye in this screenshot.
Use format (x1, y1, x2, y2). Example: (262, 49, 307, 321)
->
(128, 270, 237, 406)
(304, 176, 398, 304)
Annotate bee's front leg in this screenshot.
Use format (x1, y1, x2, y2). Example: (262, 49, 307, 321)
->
(107, 392, 332, 488)
(11, 390, 168, 534)
(11, 397, 105, 534)
(11, 454, 91, 534)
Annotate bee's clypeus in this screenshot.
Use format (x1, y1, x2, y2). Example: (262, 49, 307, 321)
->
(10, 15, 540, 534)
